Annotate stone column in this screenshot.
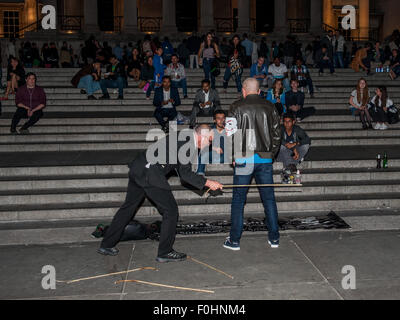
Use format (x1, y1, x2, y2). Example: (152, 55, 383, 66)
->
(84, 0, 99, 34)
(24, 0, 38, 27)
(237, 0, 251, 34)
(123, 0, 139, 34)
(359, 0, 369, 39)
(273, 0, 288, 35)
(323, 0, 334, 27)
(161, 0, 177, 34)
(310, 0, 322, 35)
(199, 0, 215, 33)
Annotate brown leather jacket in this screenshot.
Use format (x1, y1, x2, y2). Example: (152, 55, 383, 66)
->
(229, 94, 282, 160)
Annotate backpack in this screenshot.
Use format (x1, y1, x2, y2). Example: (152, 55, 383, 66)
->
(388, 105, 399, 124)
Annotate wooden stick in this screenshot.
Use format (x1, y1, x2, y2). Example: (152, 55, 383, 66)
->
(188, 256, 234, 279)
(205, 184, 302, 196)
(115, 279, 215, 294)
(56, 267, 157, 284)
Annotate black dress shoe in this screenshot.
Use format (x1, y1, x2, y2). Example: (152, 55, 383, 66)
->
(97, 247, 119, 256)
(88, 95, 97, 100)
(99, 95, 110, 100)
(10, 129, 18, 135)
(156, 250, 187, 263)
(80, 89, 87, 95)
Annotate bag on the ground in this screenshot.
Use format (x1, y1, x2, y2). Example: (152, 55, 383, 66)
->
(388, 105, 399, 124)
(138, 80, 147, 89)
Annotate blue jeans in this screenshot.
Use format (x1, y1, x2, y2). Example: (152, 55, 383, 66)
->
(223, 67, 242, 92)
(78, 75, 101, 95)
(203, 58, 216, 89)
(230, 163, 280, 243)
(197, 149, 224, 174)
(146, 80, 155, 98)
(318, 60, 335, 74)
(334, 52, 344, 68)
(100, 76, 126, 97)
(172, 79, 188, 96)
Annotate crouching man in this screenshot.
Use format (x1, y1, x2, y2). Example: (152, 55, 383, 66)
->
(98, 125, 223, 263)
(276, 112, 311, 172)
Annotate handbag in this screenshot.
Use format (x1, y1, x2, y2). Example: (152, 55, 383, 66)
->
(138, 80, 146, 89)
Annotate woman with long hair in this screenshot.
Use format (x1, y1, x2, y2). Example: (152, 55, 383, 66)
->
(127, 48, 142, 81)
(1, 57, 25, 101)
(370, 86, 392, 130)
(349, 78, 372, 129)
(266, 79, 286, 116)
(140, 56, 156, 100)
(198, 32, 220, 89)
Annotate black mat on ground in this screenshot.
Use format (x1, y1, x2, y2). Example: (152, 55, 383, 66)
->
(92, 211, 350, 242)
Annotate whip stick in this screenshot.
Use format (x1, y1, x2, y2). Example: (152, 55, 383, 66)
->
(56, 267, 157, 284)
(188, 256, 234, 279)
(115, 279, 215, 294)
(205, 184, 302, 196)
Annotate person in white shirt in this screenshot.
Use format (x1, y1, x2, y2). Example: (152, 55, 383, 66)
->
(190, 79, 221, 128)
(267, 57, 290, 91)
(370, 86, 393, 130)
(349, 78, 372, 129)
(165, 54, 188, 98)
(334, 30, 346, 68)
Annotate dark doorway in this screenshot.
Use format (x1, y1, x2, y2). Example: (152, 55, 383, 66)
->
(98, 0, 114, 31)
(176, 0, 198, 32)
(256, 0, 274, 33)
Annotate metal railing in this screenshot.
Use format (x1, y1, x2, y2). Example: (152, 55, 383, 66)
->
(138, 16, 162, 33)
(288, 19, 310, 34)
(0, 18, 43, 39)
(322, 23, 379, 42)
(58, 15, 83, 32)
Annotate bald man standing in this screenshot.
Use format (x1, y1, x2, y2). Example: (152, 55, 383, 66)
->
(223, 78, 282, 251)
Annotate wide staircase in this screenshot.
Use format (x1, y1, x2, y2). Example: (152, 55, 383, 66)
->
(1, 68, 400, 245)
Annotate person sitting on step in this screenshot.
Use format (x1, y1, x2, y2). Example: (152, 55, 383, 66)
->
(165, 54, 188, 99)
(71, 61, 102, 100)
(265, 79, 286, 116)
(1, 57, 25, 101)
(153, 76, 181, 133)
(197, 110, 228, 176)
(349, 78, 373, 130)
(290, 58, 315, 98)
(276, 112, 311, 172)
(190, 79, 221, 128)
(369, 86, 392, 130)
(99, 55, 127, 100)
(285, 79, 315, 122)
(10, 72, 46, 135)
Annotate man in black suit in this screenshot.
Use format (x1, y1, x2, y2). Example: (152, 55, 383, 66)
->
(153, 76, 181, 132)
(98, 125, 223, 262)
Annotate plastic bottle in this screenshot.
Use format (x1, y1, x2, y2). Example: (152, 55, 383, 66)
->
(295, 170, 302, 185)
(377, 154, 382, 169)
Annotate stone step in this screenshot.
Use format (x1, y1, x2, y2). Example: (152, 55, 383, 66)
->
(0, 135, 398, 152)
(1, 193, 399, 223)
(1, 168, 399, 191)
(1, 159, 398, 176)
(0, 114, 361, 124)
(0, 128, 398, 143)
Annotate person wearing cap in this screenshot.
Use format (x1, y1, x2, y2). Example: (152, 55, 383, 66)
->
(10, 72, 46, 134)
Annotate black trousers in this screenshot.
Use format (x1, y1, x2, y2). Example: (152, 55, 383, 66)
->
(101, 169, 179, 257)
(370, 107, 388, 123)
(154, 107, 178, 128)
(11, 108, 43, 131)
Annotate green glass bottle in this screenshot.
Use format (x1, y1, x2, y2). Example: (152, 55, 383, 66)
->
(383, 152, 388, 169)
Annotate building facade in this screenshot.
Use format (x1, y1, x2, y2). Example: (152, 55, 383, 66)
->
(0, 0, 398, 41)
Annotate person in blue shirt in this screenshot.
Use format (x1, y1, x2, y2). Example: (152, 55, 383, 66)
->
(113, 43, 124, 61)
(250, 56, 268, 87)
(266, 79, 286, 115)
(241, 33, 253, 68)
(153, 47, 166, 86)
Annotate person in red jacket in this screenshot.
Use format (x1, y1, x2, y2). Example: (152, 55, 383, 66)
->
(10, 72, 46, 134)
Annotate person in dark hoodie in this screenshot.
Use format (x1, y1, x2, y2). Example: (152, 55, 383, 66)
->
(276, 112, 311, 171)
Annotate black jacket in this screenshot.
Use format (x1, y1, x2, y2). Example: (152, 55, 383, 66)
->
(285, 90, 305, 108)
(281, 125, 311, 146)
(229, 94, 282, 160)
(106, 62, 126, 80)
(129, 137, 207, 191)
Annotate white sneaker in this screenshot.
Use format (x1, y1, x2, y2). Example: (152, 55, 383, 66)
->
(373, 123, 381, 130)
(381, 123, 388, 130)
